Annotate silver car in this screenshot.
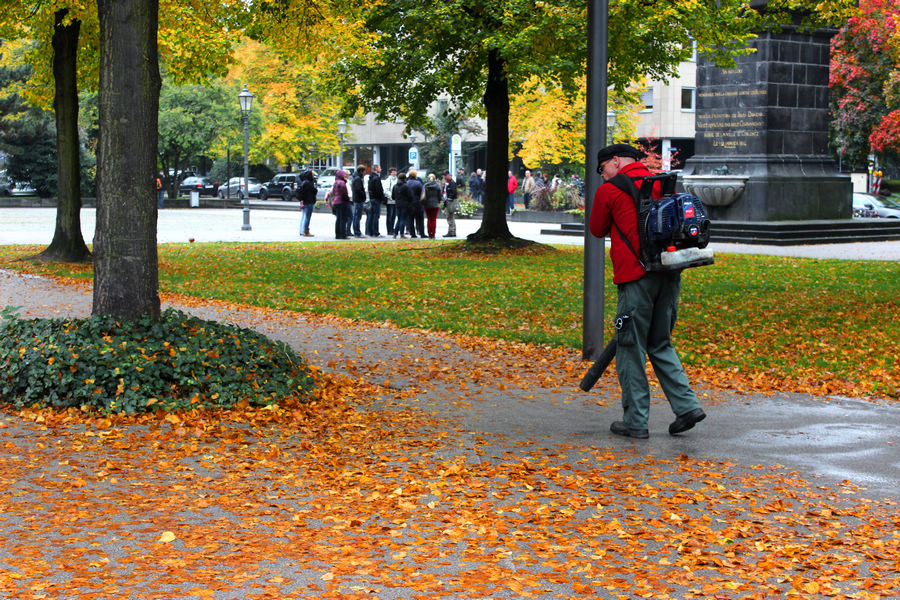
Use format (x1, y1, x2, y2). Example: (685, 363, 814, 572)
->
(316, 167, 341, 193)
(218, 176, 262, 199)
(853, 192, 900, 218)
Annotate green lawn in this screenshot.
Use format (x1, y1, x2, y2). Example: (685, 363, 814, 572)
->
(2, 241, 897, 398)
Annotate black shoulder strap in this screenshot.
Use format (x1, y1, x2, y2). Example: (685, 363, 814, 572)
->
(609, 173, 642, 203)
(608, 174, 646, 269)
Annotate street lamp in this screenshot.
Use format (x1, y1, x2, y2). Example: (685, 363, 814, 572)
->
(239, 84, 254, 231)
(606, 111, 617, 144)
(337, 119, 347, 167)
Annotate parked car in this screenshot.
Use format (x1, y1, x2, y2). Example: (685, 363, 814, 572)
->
(218, 176, 263, 199)
(853, 192, 900, 218)
(875, 194, 900, 218)
(0, 172, 12, 196)
(0, 171, 35, 196)
(264, 173, 304, 201)
(178, 176, 218, 197)
(316, 167, 341, 193)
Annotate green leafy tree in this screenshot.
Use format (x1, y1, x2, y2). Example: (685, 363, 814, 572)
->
(0, 49, 57, 197)
(45, 8, 91, 261)
(0, 0, 248, 263)
(0, 48, 97, 200)
(0, 9, 92, 261)
(418, 104, 483, 176)
(0, 113, 57, 197)
(158, 80, 231, 197)
(334, 0, 855, 242)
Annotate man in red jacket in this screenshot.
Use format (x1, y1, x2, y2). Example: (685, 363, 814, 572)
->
(506, 171, 518, 214)
(589, 143, 705, 439)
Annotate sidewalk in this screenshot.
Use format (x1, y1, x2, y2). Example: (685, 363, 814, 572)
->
(0, 268, 898, 599)
(4, 206, 900, 261)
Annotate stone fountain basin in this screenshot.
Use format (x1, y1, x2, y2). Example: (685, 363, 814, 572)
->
(682, 175, 749, 207)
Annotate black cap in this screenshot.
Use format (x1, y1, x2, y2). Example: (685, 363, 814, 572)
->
(596, 144, 643, 172)
(443, 170, 450, 175)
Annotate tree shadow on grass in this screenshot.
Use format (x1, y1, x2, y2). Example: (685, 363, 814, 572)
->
(429, 237, 559, 258)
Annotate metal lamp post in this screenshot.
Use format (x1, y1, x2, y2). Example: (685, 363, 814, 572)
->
(583, 0, 609, 360)
(239, 85, 254, 231)
(337, 119, 347, 168)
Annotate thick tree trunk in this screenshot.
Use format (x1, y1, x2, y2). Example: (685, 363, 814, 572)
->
(468, 49, 513, 242)
(93, 0, 161, 320)
(36, 9, 91, 264)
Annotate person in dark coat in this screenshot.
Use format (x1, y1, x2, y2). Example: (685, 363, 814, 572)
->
(350, 164, 367, 237)
(405, 168, 425, 238)
(366, 164, 385, 237)
(468, 171, 482, 204)
(391, 172, 412, 239)
(331, 169, 351, 240)
(298, 170, 318, 237)
(423, 174, 442, 239)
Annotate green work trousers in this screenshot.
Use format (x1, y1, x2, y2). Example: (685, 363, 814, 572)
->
(615, 271, 700, 430)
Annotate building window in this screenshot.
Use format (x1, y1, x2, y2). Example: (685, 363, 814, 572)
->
(681, 87, 695, 111)
(641, 89, 654, 112)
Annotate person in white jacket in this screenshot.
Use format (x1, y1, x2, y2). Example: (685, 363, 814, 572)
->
(383, 167, 399, 236)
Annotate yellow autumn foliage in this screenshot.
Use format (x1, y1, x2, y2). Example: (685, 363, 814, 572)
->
(509, 76, 644, 170)
(226, 39, 346, 167)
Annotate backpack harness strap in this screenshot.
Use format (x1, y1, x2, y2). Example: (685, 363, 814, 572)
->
(608, 174, 647, 271)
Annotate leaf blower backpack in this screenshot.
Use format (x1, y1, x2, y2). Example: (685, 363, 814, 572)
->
(610, 171, 714, 272)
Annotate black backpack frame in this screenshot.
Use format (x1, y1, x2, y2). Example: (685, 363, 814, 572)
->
(610, 172, 712, 272)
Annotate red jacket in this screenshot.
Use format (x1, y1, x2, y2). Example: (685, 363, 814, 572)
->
(507, 176, 518, 194)
(588, 161, 660, 285)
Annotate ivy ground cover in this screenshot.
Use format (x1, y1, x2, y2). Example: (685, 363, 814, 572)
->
(0, 241, 897, 399)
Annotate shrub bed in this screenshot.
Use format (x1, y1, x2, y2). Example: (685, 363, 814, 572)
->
(0, 307, 315, 413)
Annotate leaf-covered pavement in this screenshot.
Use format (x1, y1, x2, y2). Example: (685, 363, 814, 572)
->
(2, 243, 897, 400)
(1, 271, 898, 599)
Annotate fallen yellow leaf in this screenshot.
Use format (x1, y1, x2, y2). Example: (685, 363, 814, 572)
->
(157, 531, 176, 543)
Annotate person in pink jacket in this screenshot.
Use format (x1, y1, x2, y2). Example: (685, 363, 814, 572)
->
(330, 169, 351, 239)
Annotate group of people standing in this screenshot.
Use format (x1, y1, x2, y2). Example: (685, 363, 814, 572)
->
(507, 170, 560, 213)
(324, 165, 460, 240)
(327, 165, 380, 239)
(300, 165, 570, 237)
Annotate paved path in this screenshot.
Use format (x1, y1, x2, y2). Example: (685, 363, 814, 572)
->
(1, 212, 899, 598)
(4, 206, 900, 261)
(1, 269, 896, 502)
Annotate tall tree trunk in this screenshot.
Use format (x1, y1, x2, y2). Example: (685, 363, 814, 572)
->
(468, 48, 513, 242)
(36, 9, 91, 263)
(93, 0, 161, 320)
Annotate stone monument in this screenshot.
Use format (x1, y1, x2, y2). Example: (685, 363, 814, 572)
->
(682, 9, 851, 222)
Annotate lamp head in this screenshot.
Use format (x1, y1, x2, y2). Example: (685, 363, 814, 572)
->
(238, 85, 253, 114)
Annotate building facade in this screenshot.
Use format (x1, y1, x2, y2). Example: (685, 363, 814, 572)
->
(337, 112, 488, 175)
(333, 59, 699, 176)
(633, 56, 698, 170)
